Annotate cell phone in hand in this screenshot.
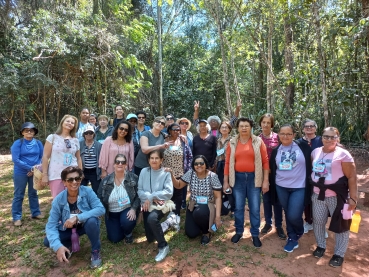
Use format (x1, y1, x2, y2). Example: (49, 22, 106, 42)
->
(225, 188, 232, 194)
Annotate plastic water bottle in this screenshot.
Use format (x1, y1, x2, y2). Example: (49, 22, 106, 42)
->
(71, 228, 80, 252)
(350, 210, 361, 233)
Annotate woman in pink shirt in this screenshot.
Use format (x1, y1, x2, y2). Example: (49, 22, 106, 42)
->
(99, 121, 134, 178)
(310, 127, 357, 267)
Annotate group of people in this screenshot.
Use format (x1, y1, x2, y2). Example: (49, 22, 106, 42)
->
(10, 101, 358, 269)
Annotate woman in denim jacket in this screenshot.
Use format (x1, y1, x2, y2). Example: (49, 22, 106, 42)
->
(44, 166, 105, 268)
(97, 154, 140, 244)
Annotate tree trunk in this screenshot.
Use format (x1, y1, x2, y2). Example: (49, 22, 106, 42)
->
(266, 13, 274, 113)
(157, 1, 163, 115)
(283, 7, 295, 110)
(312, 1, 329, 126)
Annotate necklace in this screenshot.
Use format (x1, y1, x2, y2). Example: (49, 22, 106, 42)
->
(115, 176, 124, 186)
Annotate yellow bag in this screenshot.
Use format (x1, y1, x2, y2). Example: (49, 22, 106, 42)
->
(32, 164, 47, 190)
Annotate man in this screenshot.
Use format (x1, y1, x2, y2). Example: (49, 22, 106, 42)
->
(193, 100, 242, 138)
(76, 108, 94, 141)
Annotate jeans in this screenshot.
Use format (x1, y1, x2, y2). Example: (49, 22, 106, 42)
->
(262, 191, 283, 227)
(143, 210, 167, 248)
(185, 204, 210, 238)
(233, 172, 261, 236)
(12, 174, 41, 221)
(105, 208, 136, 243)
(81, 168, 100, 194)
(275, 185, 305, 241)
(43, 217, 101, 252)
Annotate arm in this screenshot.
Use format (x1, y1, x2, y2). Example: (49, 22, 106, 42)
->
(45, 201, 64, 252)
(214, 190, 222, 228)
(170, 171, 187, 189)
(342, 162, 357, 211)
(77, 189, 105, 222)
(137, 170, 153, 203)
(260, 141, 270, 194)
(41, 139, 53, 185)
(128, 141, 134, 171)
(10, 140, 33, 171)
(99, 138, 110, 178)
(140, 135, 167, 154)
(37, 140, 44, 163)
(75, 150, 82, 169)
(193, 100, 200, 124)
(234, 99, 242, 118)
(151, 173, 174, 201)
(223, 144, 231, 193)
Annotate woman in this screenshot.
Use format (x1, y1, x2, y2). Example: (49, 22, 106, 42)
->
(138, 150, 173, 262)
(89, 114, 97, 127)
(111, 105, 125, 127)
(98, 154, 139, 244)
(269, 124, 312, 253)
(11, 122, 43, 226)
(310, 127, 357, 267)
(99, 120, 134, 179)
(134, 116, 171, 176)
(223, 118, 270, 248)
(79, 125, 102, 194)
(43, 166, 105, 268)
(177, 117, 193, 149)
(192, 119, 217, 171)
(42, 115, 82, 198)
(258, 114, 286, 239)
(298, 119, 323, 234)
(215, 121, 235, 217)
(170, 155, 222, 245)
(95, 115, 113, 144)
(161, 123, 193, 232)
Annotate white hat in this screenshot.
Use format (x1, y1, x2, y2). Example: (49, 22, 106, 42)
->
(83, 124, 95, 134)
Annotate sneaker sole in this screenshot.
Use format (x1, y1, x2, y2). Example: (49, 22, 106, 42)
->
(284, 244, 299, 253)
(329, 263, 342, 268)
(231, 237, 243, 244)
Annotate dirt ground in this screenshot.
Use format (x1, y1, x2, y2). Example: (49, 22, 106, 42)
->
(2, 150, 369, 277)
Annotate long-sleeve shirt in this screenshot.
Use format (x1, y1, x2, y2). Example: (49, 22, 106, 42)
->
(99, 136, 134, 174)
(137, 167, 173, 204)
(11, 138, 43, 175)
(192, 134, 217, 167)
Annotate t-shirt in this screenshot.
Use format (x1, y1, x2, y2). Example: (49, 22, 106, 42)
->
(162, 144, 184, 178)
(47, 134, 80, 181)
(192, 134, 217, 167)
(76, 122, 94, 141)
(275, 142, 306, 188)
(181, 169, 222, 202)
(311, 146, 354, 197)
(259, 132, 279, 159)
(134, 131, 165, 169)
(108, 180, 131, 212)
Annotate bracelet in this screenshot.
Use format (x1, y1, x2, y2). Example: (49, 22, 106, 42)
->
(349, 197, 357, 205)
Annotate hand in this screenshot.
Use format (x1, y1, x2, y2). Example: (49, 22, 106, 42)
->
(100, 170, 107, 179)
(262, 180, 269, 194)
(41, 175, 48, 186)
(63, 216, 77, 229)
(162, 141, 174, 149)
(215, 216, 222, 229)
(164, 167, 173, 173)
(194, 100, 200, 111)
(56, 246, 70, 263)
(153, 199, 165, 206)
(237, 99, 242, 109)
(27, 171, 34, 177)
(126, 209, 136, 221)
(223, 183, 231, 194)
(142, 199, 151, 212)
(348, 198, 357, 211)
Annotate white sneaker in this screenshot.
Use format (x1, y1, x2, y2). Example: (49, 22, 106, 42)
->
(161, 212, 177, 233)
(172, 215, 180, 232)
(304, 222, 313, 233)
(155, 245, 169, 262)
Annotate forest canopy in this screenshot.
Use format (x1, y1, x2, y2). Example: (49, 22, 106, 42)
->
(1, 0, 368, 148)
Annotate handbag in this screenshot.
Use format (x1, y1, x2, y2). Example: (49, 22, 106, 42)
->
(32, 164, 47, 190)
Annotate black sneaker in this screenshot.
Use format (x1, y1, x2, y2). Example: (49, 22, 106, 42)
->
(125, 235, 134, 244)
(231, 234, 243, 244)
(276, 227, 287, 240)
(261, 224, 272, 234)
(329, 254, 344, 267)
(201, 233, 211, 245)
(252, 236, 262, 248)
(313, 247, 325, 258)
(181, 200, 186, 210)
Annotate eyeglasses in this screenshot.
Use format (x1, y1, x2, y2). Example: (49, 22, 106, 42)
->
(322, 135, 338, 141)
(65, 177, 82, 183)
(64, 139, 71, 148)
(84, 131, 94, 135)
(137, 116, 145, 119)
(119, 127, 129, 132)
(304, 125, 316, 129)
(279, 133, 293, 137)
(180, 122, 189, 125)
(128, 120, 137, 123)
(166, 117, 174, 121)
(23, 129, 35, 133)
(194, 162, 205, 166)
(171, 129, 181, 132)
(155, 120, 165, 126)
(115, 160, 127, 165)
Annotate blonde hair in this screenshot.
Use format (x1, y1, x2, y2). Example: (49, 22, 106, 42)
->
(55, 114, 79, 138)
(98, 114, 109, 122)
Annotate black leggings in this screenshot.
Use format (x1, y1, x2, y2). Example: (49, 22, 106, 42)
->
(185, 204, 210, 238)
(171, 187, 182, 215)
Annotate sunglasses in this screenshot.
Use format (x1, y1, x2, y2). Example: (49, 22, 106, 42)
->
(115, 160, 127, 165)
(84, 131, 94, 135)
(137, 116, 145, 119)
(119, 127, 129, 132)
(155, 120, 165, 127)
(65, 177, 82, 183)
(64, 139, 71, 148)
(180, 122, 189, 125)
(322, 135, 338, 141)
(166, 117, 174, 121)
(171, 129, 181, 132)
(194, 161, 205, 166)
(304, 125, 315, 129)
(23, 129, 35, 133)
